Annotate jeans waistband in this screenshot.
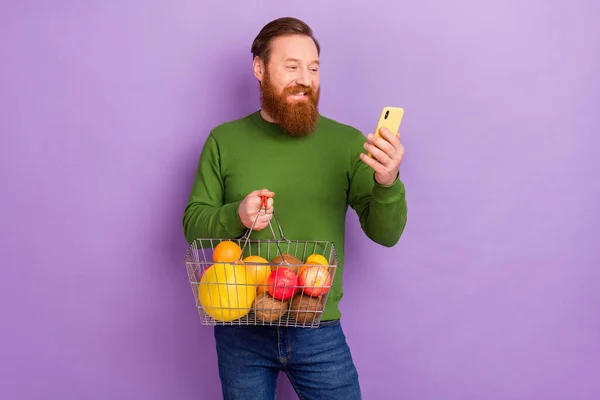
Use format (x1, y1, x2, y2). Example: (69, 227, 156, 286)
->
(318, 319, 340, 327)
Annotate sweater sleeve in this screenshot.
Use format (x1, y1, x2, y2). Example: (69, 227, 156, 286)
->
(347, 132, 408, 247)
(182, 133, 247, 244)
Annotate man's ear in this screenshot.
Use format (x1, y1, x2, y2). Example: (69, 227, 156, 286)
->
(253, 56, 265, 82)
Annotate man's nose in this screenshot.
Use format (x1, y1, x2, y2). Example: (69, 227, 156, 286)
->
(295, 68, 311, 87)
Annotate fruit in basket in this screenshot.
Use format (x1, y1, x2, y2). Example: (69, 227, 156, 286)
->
(289, 294, 323, 324)
(306, 254, 329, 267)
(242, 255, 270, 280)
(198, 263, 256, 322)
(270, 253, 303, 274)
(267, 267, 298, 301)
(299, 253, 329, 275)
(242, 255, 271, 293)
(298, 265, 331, 297)
(213, 240, 242, 263)
(253, 292, 289, 322)
(257, 283, 270, 296)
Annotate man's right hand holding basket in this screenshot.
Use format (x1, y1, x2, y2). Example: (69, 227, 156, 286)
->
(238, 188, 275, 231)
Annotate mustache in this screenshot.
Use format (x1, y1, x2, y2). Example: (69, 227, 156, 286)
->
(283, 85, 314, 95)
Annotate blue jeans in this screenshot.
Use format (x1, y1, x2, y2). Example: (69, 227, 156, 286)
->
(213, 320, 362, 399)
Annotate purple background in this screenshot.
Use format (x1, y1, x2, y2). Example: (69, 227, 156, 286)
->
(1, 1, 599, 399)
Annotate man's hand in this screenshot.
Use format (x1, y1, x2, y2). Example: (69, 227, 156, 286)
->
(238, 189, 275, 230)
(360, 127, 405, 186)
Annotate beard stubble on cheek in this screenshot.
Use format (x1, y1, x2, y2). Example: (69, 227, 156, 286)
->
(259, 71, 320, 137)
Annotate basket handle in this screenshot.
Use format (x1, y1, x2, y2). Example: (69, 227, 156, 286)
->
(238, 195, 289, 262)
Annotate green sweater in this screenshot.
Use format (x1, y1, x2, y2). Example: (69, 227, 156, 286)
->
(182, 111, 408, 320)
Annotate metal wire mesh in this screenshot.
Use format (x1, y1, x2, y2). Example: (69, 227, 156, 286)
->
(184, 238, 339, 328)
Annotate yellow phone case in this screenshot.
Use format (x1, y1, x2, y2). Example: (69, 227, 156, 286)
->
(368, 106, 404, 158)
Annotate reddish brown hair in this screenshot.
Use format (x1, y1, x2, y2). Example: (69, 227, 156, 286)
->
(251, 17, 320, 64)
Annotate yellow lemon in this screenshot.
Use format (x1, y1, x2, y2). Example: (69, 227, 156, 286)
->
(305, 254, 329, 267)
(299, 253, 330, 275)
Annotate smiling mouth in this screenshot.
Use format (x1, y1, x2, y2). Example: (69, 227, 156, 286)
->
(289, 92, 308, 99)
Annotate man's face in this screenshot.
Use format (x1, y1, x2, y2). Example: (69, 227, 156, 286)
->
(256, 34, 321, 137)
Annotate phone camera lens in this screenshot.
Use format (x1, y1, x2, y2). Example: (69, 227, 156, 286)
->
(384, 110, 389, 119)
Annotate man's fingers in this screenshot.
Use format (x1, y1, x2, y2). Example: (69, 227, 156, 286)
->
(257, 202, 274, 215)
(247, 189, 275, 209)
(360, 152, 386, 174)
(378, 127, 401, 150)
(254, 214, 272, 230)
(259, 208, 274, 217)
(247, 189, 275, 200)
(257, 188, 275, 198)
(368, 133, 395, 155)
(364, 141, 391, 165)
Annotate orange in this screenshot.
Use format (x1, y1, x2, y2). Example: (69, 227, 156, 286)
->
(243, 255, 269, 263)
(213, 240, 242, 263)
(242, 255, 271, 287)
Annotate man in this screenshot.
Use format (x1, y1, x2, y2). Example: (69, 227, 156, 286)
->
(182, 17, 407, 400)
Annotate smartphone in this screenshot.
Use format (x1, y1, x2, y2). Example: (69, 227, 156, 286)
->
(368, 106, 405, 158)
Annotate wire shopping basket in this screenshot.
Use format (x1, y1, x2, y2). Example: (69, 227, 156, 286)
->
(184, 196, 339, 328)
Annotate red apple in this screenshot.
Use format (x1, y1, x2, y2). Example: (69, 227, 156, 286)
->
(267, 267, 298, 301)
(298, 265, 331, 297)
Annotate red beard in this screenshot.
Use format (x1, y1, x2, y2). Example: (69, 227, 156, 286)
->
(260, 70, 320, 137)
